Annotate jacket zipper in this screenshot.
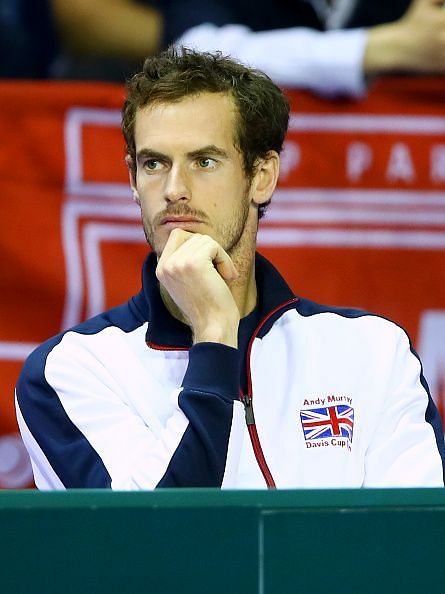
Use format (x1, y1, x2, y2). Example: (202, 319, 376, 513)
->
(240, 297, 299, 490)
(241, 392, 276, 488)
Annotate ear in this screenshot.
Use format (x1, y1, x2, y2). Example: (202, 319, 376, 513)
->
(125, 154, 140, 204)
(250, 151, 280, 207)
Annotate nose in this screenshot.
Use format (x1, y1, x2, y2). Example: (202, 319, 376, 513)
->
(164, 163, 191, 204)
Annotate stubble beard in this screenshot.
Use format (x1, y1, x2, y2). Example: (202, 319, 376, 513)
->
(142, 188, 258, 322)
(140, 188, 254, 267)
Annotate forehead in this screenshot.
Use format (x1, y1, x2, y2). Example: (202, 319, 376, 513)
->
(134, 92, 239, 151)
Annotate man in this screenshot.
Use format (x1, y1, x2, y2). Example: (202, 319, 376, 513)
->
(16, 47, 445, 489)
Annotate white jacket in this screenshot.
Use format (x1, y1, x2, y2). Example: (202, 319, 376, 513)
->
(16, 253, 445, 489)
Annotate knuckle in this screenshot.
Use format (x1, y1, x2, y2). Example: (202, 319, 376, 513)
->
(182, 259, 198, 274)
(155, 264, 164, 281)
(158, 256, 177, 278)
(164, 260, 179, 276)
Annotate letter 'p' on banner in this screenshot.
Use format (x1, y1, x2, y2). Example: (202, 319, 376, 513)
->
(1, 77, 444, 487)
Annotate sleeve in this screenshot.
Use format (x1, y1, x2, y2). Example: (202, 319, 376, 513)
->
(15, 336, 246, 490)
(363, 326, 445, 487)
(175, 23, 368, 97)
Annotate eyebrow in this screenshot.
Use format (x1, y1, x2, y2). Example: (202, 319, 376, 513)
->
(187, 145, 229, 160)
(136, 148, 168, 163)
(136, 145, 229, 163)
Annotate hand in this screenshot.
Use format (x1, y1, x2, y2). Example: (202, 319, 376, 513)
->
(156, 229, 240, 347)
(364, 0, 445, 75)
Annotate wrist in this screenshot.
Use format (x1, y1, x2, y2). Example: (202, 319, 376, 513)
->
(182, 342, 241, 400)
(193, 318, 239, 348)
(364, 22, 409, 75)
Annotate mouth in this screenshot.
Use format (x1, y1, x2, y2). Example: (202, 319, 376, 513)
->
(160, 216, 203, 228)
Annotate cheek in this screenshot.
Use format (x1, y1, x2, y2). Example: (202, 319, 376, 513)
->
(137, 183, 163, 215)
(206, 174, 244, 206)
(138, 199, 157, 229)
(137, 170, 163, 195)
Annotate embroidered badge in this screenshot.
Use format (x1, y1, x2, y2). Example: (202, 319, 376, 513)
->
(300, 404, 354, 451)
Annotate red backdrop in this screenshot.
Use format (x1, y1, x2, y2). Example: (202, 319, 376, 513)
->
(1, 77, 445, 488)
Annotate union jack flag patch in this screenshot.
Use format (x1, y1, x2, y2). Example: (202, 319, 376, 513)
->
(300, 405, 354, 442)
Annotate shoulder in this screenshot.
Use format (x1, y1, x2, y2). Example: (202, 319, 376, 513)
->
(294, 297, 403, 330)
(267, 298, 423, 393)
(295, 297, 384, 321)
(276, 296, 409, 353)
(17, 295, 147, 391)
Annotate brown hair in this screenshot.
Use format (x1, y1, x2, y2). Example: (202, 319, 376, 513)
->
(122, 46, 290, 218)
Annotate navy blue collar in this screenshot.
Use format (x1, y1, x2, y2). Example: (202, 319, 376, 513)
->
(141, 251, 295, 349)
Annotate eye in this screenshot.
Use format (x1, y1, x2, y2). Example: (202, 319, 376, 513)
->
(197, 157, 216, 169)
(143, 159, 162, 171)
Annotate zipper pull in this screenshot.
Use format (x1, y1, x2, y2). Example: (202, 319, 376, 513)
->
(243, 394, 255, 426)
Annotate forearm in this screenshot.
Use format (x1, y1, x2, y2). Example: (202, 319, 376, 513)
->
(16, 336, 245, 490)
(364, 22, 420, 75)
(157, 343, 244, 488)
(176, 24, 368, 97)
(364, 0, 445, 76)
(51, 0, 162, 58)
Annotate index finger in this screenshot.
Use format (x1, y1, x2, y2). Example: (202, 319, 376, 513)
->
(157, 228, 195, 266)
(211, 242, 239, 281)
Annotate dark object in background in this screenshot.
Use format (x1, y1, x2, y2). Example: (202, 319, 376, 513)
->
(231, 0, 323, 32)
(0, 0, 59, 78)
(344, 0, 411, 28)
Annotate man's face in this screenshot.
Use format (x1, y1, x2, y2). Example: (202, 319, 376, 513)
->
(131, 92, 254, 256)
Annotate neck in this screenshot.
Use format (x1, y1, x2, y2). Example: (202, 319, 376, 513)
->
(225, 214, 258, 318)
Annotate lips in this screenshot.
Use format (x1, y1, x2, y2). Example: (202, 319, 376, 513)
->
(160, 216, 202, 225)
